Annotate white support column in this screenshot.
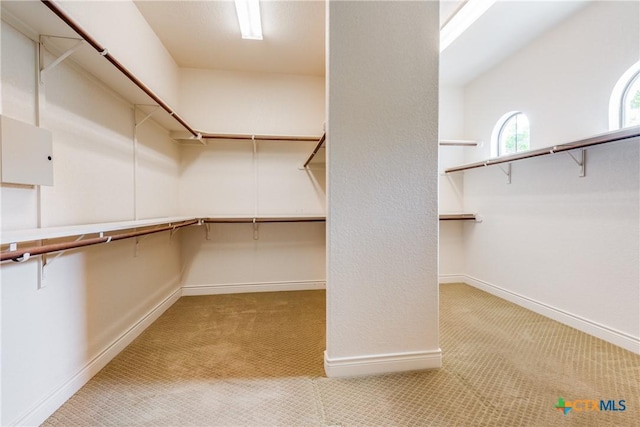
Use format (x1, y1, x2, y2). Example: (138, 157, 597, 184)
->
(325, 0, 441, 377)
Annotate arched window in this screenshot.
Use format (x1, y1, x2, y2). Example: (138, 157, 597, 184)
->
(609, 60, 640, 130)
(493, 112, 530, 156)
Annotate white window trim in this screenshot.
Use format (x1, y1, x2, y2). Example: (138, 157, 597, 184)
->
(609, 60, 640, 130)
(491, 111, 521, 157)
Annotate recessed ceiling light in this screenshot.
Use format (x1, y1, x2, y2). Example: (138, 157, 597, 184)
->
(234, 0, 263, 40)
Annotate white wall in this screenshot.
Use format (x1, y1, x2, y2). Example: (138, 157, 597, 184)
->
(439, 85, 466, 276)
(179, 68, 325, 135)
(179, 140, 326, 292)
(1, 21, 183, 426)
(59, 0, 180, 107)
(177, 69, 326, 293)
(134, 112, 181, 219)
(459, 1, 640, 352)
(180, 221, 325, 294)
(325, 0, 440, 377)
(179, 140, 325, 217)
(0, 16, 38, 230)
(439, 85, 465, 213)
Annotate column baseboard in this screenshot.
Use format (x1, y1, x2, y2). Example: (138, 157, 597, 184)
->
(324, 349, 442, 378)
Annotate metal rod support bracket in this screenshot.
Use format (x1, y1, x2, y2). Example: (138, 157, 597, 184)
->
(39, 35, 85, 83)
(566, 149, 586, 177)
(12, 253, 31, 263)
(134, 105, 160, 128)
(194, 133, 206, 145)
(6, 242, 30, 263)
(170, 226, 178, 243)
(42, 234, 86, 275)
(253, 218, 259, 240)
(135, 237, 141, 257)
(135, 232, 151, 257)
(498, 163, 512, 184)
(303, 133, 326, 168)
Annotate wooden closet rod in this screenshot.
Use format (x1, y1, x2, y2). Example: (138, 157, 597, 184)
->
(41, 0, 198, 138)
(203, 217, 325, 224)
(303, 133, 326, 167)
(1, 220, 198, 262)
(200, 133, 320, 142)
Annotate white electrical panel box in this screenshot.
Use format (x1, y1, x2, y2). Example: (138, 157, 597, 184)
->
(0, 115, 53, 186)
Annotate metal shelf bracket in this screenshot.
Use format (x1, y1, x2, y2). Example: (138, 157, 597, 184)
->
(41, 234, 87, 277)
(253, 218, 259, 240)
(170, 225, 179, 243)
(498, 163, 512, 184)
(134, 105, 160, 129)
(135, 231, 153, 257)
(566, 149, 586, 177)
(39, 35, 85, 83)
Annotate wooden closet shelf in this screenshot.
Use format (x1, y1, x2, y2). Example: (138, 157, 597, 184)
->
(1, 216, 197, 245)
(439, 214, 477, 221)
(445, 127, 639, 174)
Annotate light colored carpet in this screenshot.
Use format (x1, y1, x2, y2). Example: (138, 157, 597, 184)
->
(43, 284, 639, 426)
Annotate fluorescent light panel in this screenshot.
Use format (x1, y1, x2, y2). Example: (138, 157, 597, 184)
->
(235, 0, 263, 40)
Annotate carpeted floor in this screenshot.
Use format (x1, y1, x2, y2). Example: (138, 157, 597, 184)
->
(43, 284, 639, 426)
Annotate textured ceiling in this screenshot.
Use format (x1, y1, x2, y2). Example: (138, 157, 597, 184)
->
(134, 0, 325, 76)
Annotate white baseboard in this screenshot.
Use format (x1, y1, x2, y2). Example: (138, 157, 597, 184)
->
(438, 274, 467, 284)
(15, 286, 182, 427)
(324, 349, 442, 378)
(181, 280, 326, 296)
(462, 275, 640, 355)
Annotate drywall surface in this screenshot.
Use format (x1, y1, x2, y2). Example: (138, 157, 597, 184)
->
(326, 1, 440, 376)
(39, 52, 135, 226)
(179, 140, 325, 216)
(134, 112, 181, 219)
(57, 0, 180, 107)
(178, 139, 326, 290)
(439, 85, 466, 276)
(180, 222, 326, 292)
(1, 21, 182, 425)
(179, 68, 325, 135)
(460, 1, 640, 352)
(439, 85, 465, 213)
(0, 19, 38, 230)
(177, 67, 326, 292)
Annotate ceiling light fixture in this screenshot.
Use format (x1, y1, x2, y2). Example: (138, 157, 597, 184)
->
(234, 0, 263, 40)
(440, 0, 496, 52)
